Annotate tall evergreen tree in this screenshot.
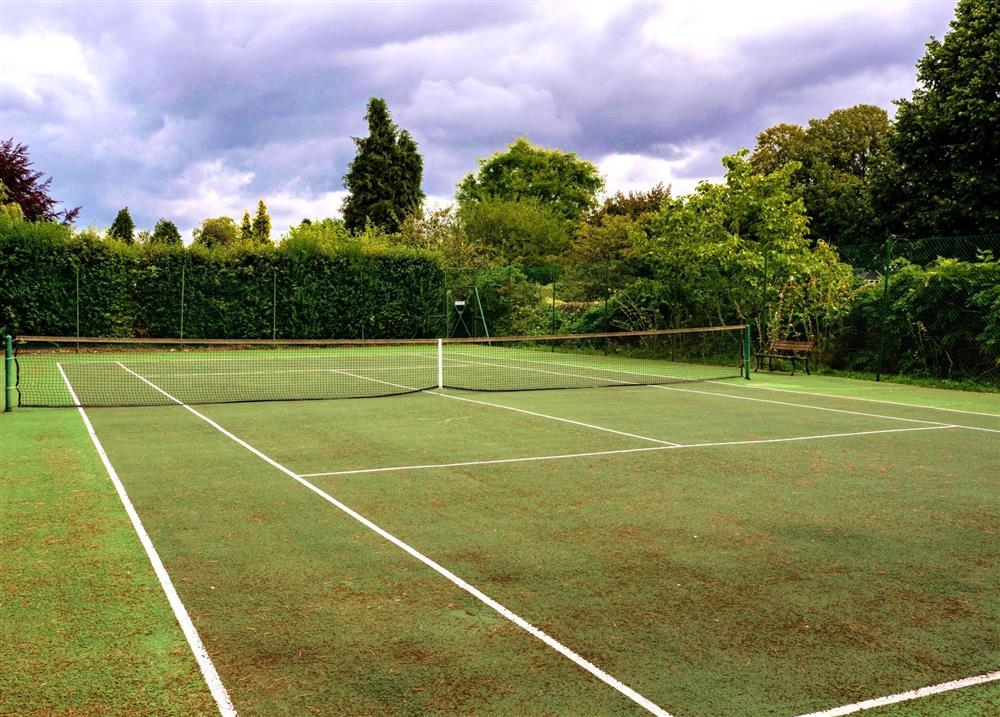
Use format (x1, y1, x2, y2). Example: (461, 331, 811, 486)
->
(240, 210, 253, 242)
(875, 0, 1000, 235)
(252, 200, 271, 243)
(109, 207, 135, 244)
(150, 218, 182, 246)
(341, 98, 424, 233)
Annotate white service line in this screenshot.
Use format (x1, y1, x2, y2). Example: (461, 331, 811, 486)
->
(792, 670, 1000, 717)
(114, 361, 675, 717)
(330, 368, 679, 446)
(57, 363, 237, 717)
(300, 425, 955, 478)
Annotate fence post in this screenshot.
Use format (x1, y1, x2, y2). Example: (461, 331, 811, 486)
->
(759, 249, 768, 347)
(875, 235, 894, 382)
(744, 325, 752, 380)
(272, 267, 277, 341)
(75, 265, 81, 340)
(4, 335, 14, 412)
(550, 268, 557, 336)
(179, 261, 186, 339)
(603, 260, 610, 333)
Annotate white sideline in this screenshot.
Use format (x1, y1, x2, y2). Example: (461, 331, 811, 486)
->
(330, 368, 680, 446)
(300, 425, 955, 478)
(448, 350, 999, 433)
(57, 363, 237, 717)
(114, 362, 675, 717)
(792, 670, 1000, 717)
(717, 381, 1000, 418)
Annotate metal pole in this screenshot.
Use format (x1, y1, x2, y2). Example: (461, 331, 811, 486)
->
(272, 267, 277, 340)
(75, 266, 80, 340)
(604, 260, 610, 333)
(179, 261, 186, 339)
(550, 269, 557, 337)
(875, 236, 894, 382)
(744, 325, 752, 380)
(4, 335, 14, 411)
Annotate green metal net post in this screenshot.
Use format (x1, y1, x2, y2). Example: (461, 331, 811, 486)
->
(743, 325, 752, 380)
(4, 335, 14, 412)
(875, 236, 894, 382)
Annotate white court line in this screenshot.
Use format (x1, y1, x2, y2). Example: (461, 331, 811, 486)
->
(330, 369, 679, 446)
(792, 670, 1000, 717)
(57, 363, 237, 717)
(114, 361, 674, 717)
(447, 353, 959, 430)
(449, 350, 1000, 431)
(718, 380, 1000, 419)
(300, 425, 956, 478)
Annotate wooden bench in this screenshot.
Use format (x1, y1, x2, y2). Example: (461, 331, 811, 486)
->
(754, 339, 815, 375)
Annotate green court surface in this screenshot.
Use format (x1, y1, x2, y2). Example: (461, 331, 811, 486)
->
(2, 371, 998, 716)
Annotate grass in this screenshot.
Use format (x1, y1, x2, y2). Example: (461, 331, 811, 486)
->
(0, 408, 216, 716)
(2, 367, 997, 716)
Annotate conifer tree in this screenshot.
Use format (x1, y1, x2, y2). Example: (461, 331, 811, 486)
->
(342, 98, 424, 233)
(252, 200, 271, 243)
(109, 207, 135, 244)
(240, 210, 253, 242)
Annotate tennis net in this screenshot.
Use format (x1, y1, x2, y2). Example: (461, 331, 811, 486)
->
(8, 326, 748, 408)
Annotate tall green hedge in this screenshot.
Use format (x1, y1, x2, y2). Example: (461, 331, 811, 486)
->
(0, 217, 445, 339)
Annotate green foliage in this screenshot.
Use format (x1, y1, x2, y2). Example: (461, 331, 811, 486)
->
(876, 0, 1000, 235)
(0, 216, 445, 340)
(108, 207, 135, 244)
(342, 98, 425, 234)
(252, 199, 271, 244)
(150, 218, 182, 246)
(456, 138, 604, 222)
(192, 216, 239, 249)
(833, 256, 1000, 381)
(458, 196, 569, 266)
(750, 105, 891, 245)
(240, 211, 253, 243)
(395, 207, 494, 268)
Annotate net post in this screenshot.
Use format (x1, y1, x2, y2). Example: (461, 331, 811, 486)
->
(743, 325, 751, 380)
(4, 335, 14, 412)
(436, 338, 444, 389)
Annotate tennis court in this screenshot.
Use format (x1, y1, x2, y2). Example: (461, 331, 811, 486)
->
(5, 332, 999, 716)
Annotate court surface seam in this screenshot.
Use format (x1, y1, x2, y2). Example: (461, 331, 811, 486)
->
(299, 425, 956, 478)
(57, 363, 238, 717)
(114, 362, 676, 717)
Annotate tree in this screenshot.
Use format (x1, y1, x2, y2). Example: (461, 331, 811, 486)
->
(875, 0, 1000, 235)
(240, 211, 253, 242)
(0, 138, 80, 223)
(587, 183, 671, 223)
(749, 105, 891, 245)
(458, 196, 569, 266)
(456, 138, 604, 222)
(192, 216, 239, 249)
(150, 218, 182, 246)
(108, 207, 135, 244)
(0, 181, 25, 221)
(252, 200, 271, 243)
(342, 98, 425, 233)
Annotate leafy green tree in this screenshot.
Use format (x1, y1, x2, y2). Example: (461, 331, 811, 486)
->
(192, 216, 239, 249)
(875, 0, 1000, 235)
(108, 207, 135, 244)
(0, 181, 25, 221)
(342, 98, 425, 233)
(150, 218, 182, 246)
(240, 211, 253, 242)
(395, 207, 493, 268)
(458, 196, 569, 266)
(750, 105, 891, 245)
(457, 138, 604, 222)
(252, 200, 271, 243)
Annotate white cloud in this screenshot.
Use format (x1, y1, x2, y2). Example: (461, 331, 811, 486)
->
(598, 143, 726, 199)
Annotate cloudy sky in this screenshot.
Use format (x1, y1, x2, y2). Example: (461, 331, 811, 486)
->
(2, 0, 957, 240)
